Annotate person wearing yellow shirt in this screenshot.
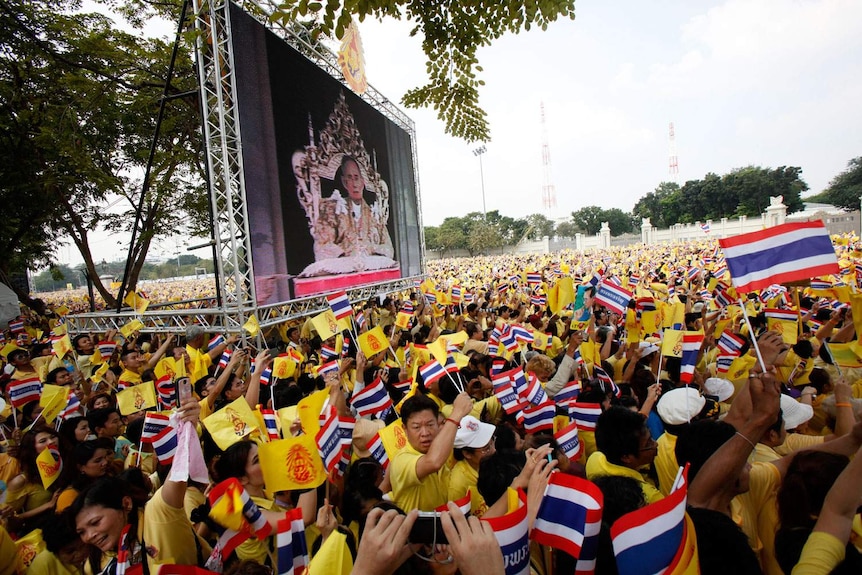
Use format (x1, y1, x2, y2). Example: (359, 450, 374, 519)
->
(118, 335, 175, 388)
(184, 325, 237, 383)
(390, 392, 473, 512)
(586, 406, 663, 504)
(448, 415, 496, 517)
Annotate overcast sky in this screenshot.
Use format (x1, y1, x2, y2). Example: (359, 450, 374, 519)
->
(59, 0, 861, 266)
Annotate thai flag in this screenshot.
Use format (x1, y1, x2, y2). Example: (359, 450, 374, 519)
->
(608, 275, 623, 287)
(97, 341, 117, 357)
(719, 221, 840, 293)
(679, 333, 704, 384)
(141, 412, 172, 442)
(635, 297, 656, 314)
(715, 355, 734, 375)
(531, 472, 603, 571)
(59, 390, 82, 421)
(391, 379, 412, 394)
(509, 274, 520, 285)
(810, 279, 832, 291)
(155, 375, 175, 410)
(712, 263, 728, 278)
(259, 367, 273, 386)
(712, 284, 733, 308)
(569, 403, 602, 432)
(326, 290, 353, 321)
(277, 508, 309, 575)
(351, 377, 393, 418)
(217, 348, 232, 370)
(317, 360, 340, 378)
(116, 524, 132, 575)
(366, 432, 390, 469)
(612, 466, 695, 575)
(554, 380, 582, 406)
(701, 222, 710, 234)
(686, 267, 700, 283)
(320, 345, 337, 361)
(519, 372, 548, 406)
(555, 421, 583, 461)
(8, 319, 24, 334)
(7, 377, 42, 408)
(425, 292, 437, 305)
(337, 415, 355, 450)
(209, 478, 272, 538)
(759, 284, 786, 304)
(530, 294, 547, 307)
(573, 349, 585, 367)
(463, 292, 474, 303)
(519, 401, 555, 433)
(208, 334, 225, 351)
(493, 375, 525, 415)
(419, 360, 446, 387)
(510, 325, 534, 344)
(435, 491, 472, 514)
(500, 326, 519, 352)
(151, 426, 178, 465)
(716, 331, 746, 357)
(401, 301, 415, 314)
(484, 490, 531, 575)
(355, 310, 367, 331)
(595, 280, 633, 315)
(593, 366, 619, 397)
(315, 411, 343, 472)
(261, 409, 279, 440)
(451, 285, 462, 303)
(628, 274, 640, 288)
(212, 526, 251, 562)
(527, 272, 542, 285)
(764, 308, 798, 322)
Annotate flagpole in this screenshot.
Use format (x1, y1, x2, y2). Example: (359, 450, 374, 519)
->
(446, 371, 464, 394)
(737, 298, 768, 373)
(269, 381, 276, 410)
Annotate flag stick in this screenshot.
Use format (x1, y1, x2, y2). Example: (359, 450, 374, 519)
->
(446, 371, 464, 394)
(656, 351, 663, 385)
(269, 381, 276, 410)
(738, 298, 768, 373)
(387, 344, 402, 367)
(136, 442, 142, 468)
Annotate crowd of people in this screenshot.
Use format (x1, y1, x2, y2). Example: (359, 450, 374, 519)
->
(2, 235, 862, 574)
(36, 278, 218, 314)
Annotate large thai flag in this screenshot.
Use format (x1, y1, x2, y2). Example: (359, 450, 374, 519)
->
(326, 290, 353, 321)
(569, 403, 602, 432)
(531, 472, 603, 572)
(510, 324, 535, 344)
(277, 508, 309, 575)
(611, 466, 697, 575)
(555, 421, 583, 461)
(595, 280, 633, 315)
(679, 333, 704, 384)
(317, 360, 340, 378)
(351, 377, 393, 418)
(97, 341, 118, 358)
(719, 221, 840, 293)
(716, 331, 746, 357)
(7, 377, 42, 408)
(483, 490, 530, 575)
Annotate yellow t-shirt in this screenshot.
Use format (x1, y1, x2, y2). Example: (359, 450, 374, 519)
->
(577, 430, 597, 466)
(185, 345, 213, 384)
(585, 451, 663, 504)
(390, 443, 450, 512)
(773, 432, 825, 457)
(791, 531, 845, 575)
(731, 461, 781, 558)
(0, 525, 22, 575)
(144, 486, 212, 569)
(447, 460, 488, 517)
(118, 368, 142, 387)
(26, 549, 77, 575)
(0, 453, 19, 485)
(655, 432, 679, 496)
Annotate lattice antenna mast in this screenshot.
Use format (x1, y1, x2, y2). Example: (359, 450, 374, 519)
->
(540, 102, 557, 215)
(668, 122, 679, 183)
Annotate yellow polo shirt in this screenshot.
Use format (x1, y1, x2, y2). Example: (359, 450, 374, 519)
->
(585, 451, 663, 504)
(390, 443, 450, 512)
(448, 460, 488, 517)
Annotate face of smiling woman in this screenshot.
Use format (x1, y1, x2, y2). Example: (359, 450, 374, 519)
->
(75, 501, 129, 552)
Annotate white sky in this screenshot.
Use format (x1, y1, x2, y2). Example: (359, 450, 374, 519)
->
(57, 0, 862, 266)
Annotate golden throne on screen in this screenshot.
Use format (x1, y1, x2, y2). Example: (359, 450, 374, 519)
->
(293, 92, 397, 278)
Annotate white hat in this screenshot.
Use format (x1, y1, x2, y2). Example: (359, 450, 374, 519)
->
(704, 378, 735, 402)
(454, 416, 496, 449)
(780, 394, 814, 430)
(639, 341, 660, 356)
(656, 387, 719, 425)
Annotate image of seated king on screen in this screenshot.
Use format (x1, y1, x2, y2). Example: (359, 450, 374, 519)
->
(293, 93, 398, 279)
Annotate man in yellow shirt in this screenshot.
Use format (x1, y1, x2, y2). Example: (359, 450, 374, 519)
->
(185, 326, 236, 383)
(390, 392, 473, 512)
(586, 406, 663, 504)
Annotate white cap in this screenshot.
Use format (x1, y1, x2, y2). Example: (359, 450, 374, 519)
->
(780, 394, 814, 430)
(454, 416, 496, 449)
(657, 387, 705, 425)
(639, 341, 660, 356)
(704, 378, 735, 402)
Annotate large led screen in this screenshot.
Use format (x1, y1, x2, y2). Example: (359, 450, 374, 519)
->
(229, 2, 422, 303)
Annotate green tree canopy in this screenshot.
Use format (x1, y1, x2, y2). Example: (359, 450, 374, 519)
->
(807, 157, 862, 211)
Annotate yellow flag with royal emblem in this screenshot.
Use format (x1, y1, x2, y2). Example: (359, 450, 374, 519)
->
(203, 396, 260, 450)
(358, 325, 388, 359)
(297, 388, 329, 436)
(661, 330, 684, 358)
(116, 381, 157, 416)
(39, 384, 68, 424)
(123, 291, 150, 314)
(36, 445, 63, 489)
(311, 309, 340, 341)
(272, 354, 297, 380)
(258, 434, 327, 492)
(15, 528, 45, 569)
(378, 418, 408, 459)
(119, 319, 145, 339)
(242, 314, 260, 337)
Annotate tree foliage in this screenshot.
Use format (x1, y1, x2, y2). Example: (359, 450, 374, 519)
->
(570, 206, 634, 236)
(270, 0, 576, 142)
(631, 166, 806, 226)
(0, 0, 206, 307)
(808, 157, 862, 211)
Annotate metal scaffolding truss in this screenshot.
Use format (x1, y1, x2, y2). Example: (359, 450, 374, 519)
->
(65, 0, 424, 336)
